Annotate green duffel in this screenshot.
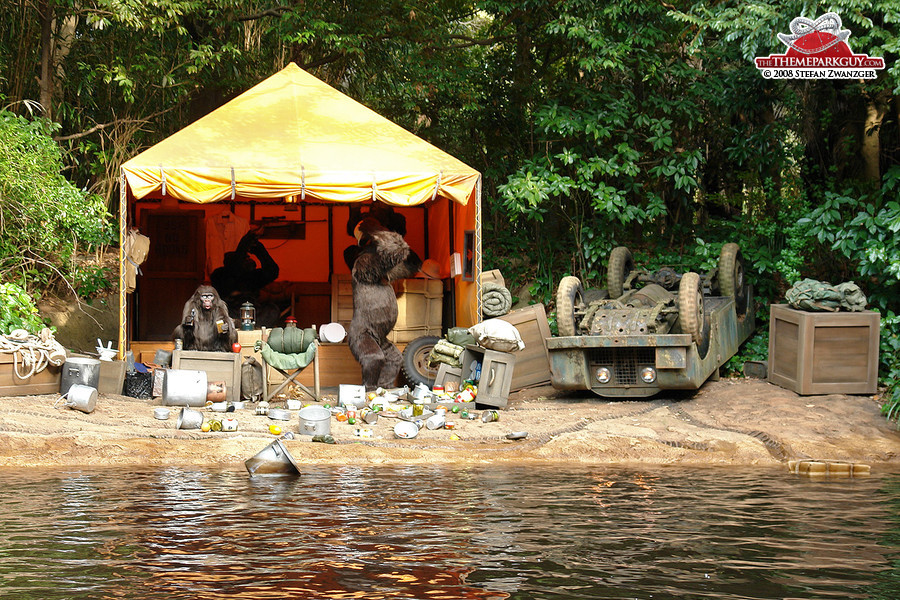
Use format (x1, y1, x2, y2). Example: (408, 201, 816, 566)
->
(267, 326, 317, 354)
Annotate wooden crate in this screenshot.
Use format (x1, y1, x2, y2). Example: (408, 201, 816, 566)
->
(768, 304, 880, 395)
(266, 341, 409, 390)
(0, 352, 61, 396)
(388, 278, 443, 343)
(172, 350, 242, 403)
(330, 274, 354, 328)
(497, 303, 553, 391)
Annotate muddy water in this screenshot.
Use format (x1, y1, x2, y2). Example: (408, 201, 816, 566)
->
(0, 465, 898, 599)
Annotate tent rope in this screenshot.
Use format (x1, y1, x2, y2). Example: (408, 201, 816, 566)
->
(160, 165, 167, 195)
(230, 167, 236, 200)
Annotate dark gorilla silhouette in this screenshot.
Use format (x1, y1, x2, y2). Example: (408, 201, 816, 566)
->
(348, 218, 422, 390)
(172, 285, 237, 352)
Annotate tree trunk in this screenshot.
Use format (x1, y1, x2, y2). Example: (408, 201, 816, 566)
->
(861, 91, 888, 183)
(38, 0, 53, 119)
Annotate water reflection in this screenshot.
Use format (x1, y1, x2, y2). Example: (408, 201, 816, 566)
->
(0, 465, 897, 599)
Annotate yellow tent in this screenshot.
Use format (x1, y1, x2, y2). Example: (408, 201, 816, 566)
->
(118, 62, 482, 356)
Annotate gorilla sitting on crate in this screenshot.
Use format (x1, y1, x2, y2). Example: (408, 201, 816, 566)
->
(172, 285, 237, 352)
(348, 217, 422, 390)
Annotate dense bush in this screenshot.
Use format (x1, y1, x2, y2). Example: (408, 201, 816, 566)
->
(0, 109, 115, 297)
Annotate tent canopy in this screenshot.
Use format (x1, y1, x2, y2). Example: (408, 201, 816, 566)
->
(122, 62, 480, 206)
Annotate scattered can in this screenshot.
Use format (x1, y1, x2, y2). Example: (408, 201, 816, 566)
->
(481, 410, 500, 423)
(354, 428, 374, 438)
(221, 417, 238, 432)
(361, 407, 379, 424)
(153, 407, 170, 420)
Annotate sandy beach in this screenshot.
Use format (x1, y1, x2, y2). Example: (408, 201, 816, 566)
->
(0, 378, 897, 471)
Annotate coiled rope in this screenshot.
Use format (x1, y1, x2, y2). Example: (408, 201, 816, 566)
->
(0, 328, 67, 381)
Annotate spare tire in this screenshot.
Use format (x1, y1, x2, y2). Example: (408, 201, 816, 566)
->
(401, 335, 442, 388)
(607, 247, 634, 299)
(718, 242, 748, 317)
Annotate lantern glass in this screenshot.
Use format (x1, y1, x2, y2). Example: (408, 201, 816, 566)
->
(240, 302, 256, 330)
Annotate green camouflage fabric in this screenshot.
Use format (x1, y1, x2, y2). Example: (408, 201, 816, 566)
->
(785, 278, 867, 312)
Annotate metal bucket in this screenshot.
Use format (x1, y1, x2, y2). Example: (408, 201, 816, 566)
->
(60, 357, 101, 395)
(58, 384, 97, 414)
(176, 407, 204, 430)
(244, 439, 301, 476)
(298, 405, 331, 436)
(163, 370, 209, 406)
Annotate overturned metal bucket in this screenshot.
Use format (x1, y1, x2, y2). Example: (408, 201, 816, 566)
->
(57, 384, 97, 414)
(176, 406, 204, 430)
(244, 439, 301, 477)
(163, 369, 208, 407)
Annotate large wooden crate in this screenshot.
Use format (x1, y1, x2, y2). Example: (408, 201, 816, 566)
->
(0, 352, 61, 396)
(330, 274, 354, 328)
(497, 303, 553, 391)
(768, 304, 880, 395)
(388, 278, 443, 343)
(172, 350, 242, 403)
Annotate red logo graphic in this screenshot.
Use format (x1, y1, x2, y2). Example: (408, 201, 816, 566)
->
(755, 12, 885, 79)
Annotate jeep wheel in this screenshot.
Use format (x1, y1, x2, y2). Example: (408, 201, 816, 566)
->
(718, 243, 747, 316)
(556, 276, 585, 337)
(678, 272, 708, 347)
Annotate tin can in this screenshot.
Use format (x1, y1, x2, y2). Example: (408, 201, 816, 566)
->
(221, 417, 238, 432)
(361, 408, 379, 424)
(354, 428, 373, 438)
(481, 410, 499, 423)
(412, 401, 424, 417)
(444, 421, 456, 430)
(174, 338, 183, 350)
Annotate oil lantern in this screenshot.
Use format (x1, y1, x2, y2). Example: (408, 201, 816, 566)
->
(240, 301, 256, 330)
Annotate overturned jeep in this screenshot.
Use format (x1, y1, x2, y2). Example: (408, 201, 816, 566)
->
(547, 243, 754, 398)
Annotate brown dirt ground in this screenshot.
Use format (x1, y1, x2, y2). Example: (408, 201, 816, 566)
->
(1, 378, 898, 471)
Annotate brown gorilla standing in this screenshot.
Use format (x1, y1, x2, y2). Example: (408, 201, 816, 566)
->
(172, 285, 237, 352)
(348, 218, 422, 390)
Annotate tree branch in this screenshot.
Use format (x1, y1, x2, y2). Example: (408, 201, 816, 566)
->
(236, 6, 292, 22)
(53, 106, 179, 142)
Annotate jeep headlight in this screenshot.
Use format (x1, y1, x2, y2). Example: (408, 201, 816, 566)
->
(640, 367, 657, 383)
(596, 367, 611, 384)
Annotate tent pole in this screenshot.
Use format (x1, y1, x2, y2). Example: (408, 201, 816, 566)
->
(475, 176, 483, 322)
(118, 169, 127, 359)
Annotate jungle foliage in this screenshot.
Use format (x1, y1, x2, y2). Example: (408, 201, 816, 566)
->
(0, 0, 898, 415)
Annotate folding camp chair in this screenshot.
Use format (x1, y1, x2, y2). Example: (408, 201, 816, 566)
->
(259, 340, 320, 402)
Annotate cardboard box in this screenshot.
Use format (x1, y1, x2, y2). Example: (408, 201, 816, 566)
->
(768, 304, 880, 395)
